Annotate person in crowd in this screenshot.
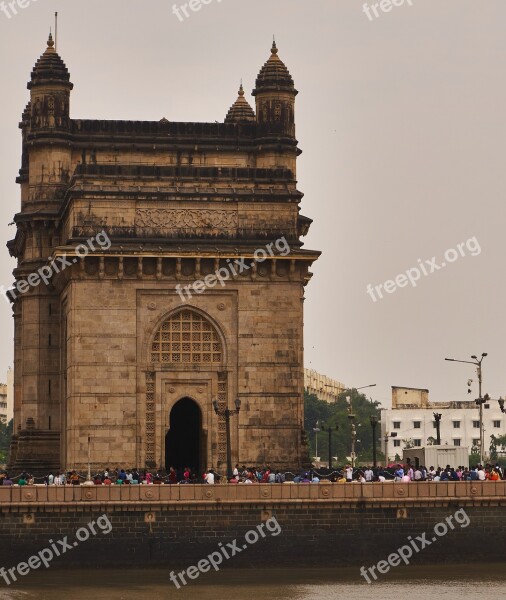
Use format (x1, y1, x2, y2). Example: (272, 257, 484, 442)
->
(275, 470, 285, 484)
(167, 467, 178, 484)
(394, 465, 404, 482)
(204, 469, 215, 485)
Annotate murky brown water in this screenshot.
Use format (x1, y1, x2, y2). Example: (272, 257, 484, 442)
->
(0, 565, 505, 600)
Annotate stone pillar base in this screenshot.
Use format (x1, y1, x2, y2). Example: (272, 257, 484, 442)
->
(8, 430, 60, 476)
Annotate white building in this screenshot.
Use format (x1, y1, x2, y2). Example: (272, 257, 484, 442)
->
(6, 367, 13, 423)
(381, 386, 506, 462)
(304, 368, 346, 403)
(0, 385, 6, 424)
(0, 368, 14, 425)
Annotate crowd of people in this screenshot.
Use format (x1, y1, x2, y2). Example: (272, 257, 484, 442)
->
(0, 463, 504, 485)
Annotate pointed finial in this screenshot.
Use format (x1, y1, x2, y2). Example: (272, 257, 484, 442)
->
(47, 31, 55, 49)
(238, 81, 244, 97)
(271, 37, 278, 55)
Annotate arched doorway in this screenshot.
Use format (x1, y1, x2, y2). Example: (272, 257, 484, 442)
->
(165, 398, 202, 476)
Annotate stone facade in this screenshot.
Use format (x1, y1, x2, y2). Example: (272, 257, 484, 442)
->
(7, 36, 319, 474)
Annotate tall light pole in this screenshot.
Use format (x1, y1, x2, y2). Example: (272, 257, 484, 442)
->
(321, 422, 337, 469)
(346, 395, 357, 467)
(433, 413, 442, 445)
(87, 435, 91, 483)
(313, 421, 320, 459)
(213, 398, 241, 480)
(324, 383, 377, 402)
(369, 415, 378, 467)
(384, 432, 397, 463)
(445, 353, 487, 464)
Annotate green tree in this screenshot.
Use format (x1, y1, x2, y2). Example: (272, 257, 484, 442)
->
(490, 436, 498, 461)
(469, 444, 481, 467)
(304, 389, 381, 466)
(0, 419, 13, 465)
(492, 434, 506, 452)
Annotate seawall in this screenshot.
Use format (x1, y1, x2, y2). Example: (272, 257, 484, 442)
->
(0, 482, 505, 569)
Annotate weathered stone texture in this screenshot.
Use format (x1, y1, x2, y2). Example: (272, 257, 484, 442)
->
(8, 38, 319, 474)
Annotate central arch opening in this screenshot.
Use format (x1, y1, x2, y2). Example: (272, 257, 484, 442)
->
(165, 397, 202, 476)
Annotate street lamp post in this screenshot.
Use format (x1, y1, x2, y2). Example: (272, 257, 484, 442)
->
(445, 353, 487, 464)
(87, 435, 91, 483)
(346, 395, 357, 467)
(383, 432, 397, 464)
(369, 415, 378, 467)
(433, 413, 442, 445)
(321, 423, 337, 469)
(213, 398, 241, 481)
(323, 383, 376, 402)
(313, 421, 321, 460)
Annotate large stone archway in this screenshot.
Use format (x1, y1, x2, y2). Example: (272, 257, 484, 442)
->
(141, 307, 233, 472)
(165, 397, 202, 475)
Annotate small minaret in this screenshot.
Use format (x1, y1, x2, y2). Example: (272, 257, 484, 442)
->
(224, 83, 256, 124)
(28, 33, 73, 131)
(22, 33, 74, 212)
(252, 40, 298, 139)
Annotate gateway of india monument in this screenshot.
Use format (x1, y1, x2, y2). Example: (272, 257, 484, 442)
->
(7, 34, 320, 475)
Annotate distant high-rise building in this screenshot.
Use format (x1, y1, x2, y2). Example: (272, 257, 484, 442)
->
(304, 369, 346, 403)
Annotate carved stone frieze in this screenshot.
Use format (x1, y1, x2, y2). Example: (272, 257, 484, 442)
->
(135, 209, 239, 232)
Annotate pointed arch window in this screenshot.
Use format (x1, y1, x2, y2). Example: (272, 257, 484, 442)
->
(151, 309, 222, 364)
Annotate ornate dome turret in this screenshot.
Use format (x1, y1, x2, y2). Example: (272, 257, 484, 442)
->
(225, 84, 256, 123)
(252, 41, 296, 96)
(28, 33, 73, 91)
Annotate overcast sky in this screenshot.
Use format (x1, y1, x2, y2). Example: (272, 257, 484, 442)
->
(0, 0, 504, 408)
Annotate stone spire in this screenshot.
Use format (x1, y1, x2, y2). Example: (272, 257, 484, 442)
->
(252, 40, 296, 96)
(28, 33, 73, 91)
(252, 40, 297, 139)
(224, 83, 256, 123)
(27, 34, 73, 132)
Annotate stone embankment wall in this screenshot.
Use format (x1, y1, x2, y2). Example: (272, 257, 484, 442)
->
(0, 482, 504, 568)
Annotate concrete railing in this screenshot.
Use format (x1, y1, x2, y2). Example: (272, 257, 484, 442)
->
(0, 481, 504, 505)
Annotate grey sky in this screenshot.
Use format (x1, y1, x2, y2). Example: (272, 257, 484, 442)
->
(0, 0, 504, 408)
